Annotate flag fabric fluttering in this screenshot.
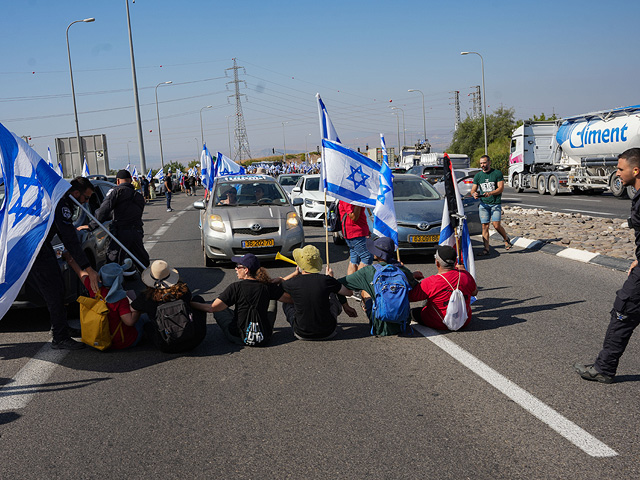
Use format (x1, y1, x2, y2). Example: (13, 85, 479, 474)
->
(154, 168, 164, 181)
(0, 123, 71, 319)
(125, 163, 131, 173)
(316, 93, 342, 191)
(215, 152, 245, 178)
(200, 144, 214, 190)
(47, 147, 54, 169)
(131, 166, 138, 178)
(373, 134, 398, 246)
(146, 169, 153, 182)
(438, 153, 475, 279)
(82, 158, 90, 178)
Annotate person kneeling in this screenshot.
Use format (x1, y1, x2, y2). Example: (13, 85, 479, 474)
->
(409, 245, 478, 330)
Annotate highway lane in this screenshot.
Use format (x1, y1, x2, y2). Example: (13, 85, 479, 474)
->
(502, 186, 630, 218)
(1, 192, 639, 479)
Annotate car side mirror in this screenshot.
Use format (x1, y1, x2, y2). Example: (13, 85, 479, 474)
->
(292, 187, 301, 193)
(193, 200, 206, 210)
(291, 198, 303, 206)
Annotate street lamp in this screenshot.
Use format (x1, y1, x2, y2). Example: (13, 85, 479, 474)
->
(461, 51, 488, 155)
(282, 121, 289, 163)
(154, 80, 172, 169)
(226, 114, 234, 158)
(390, 106, 405, 148)
(125, 0, 147, 175)
(66, 17, 94, 176)
(391, 112, 401, 155)
(199, 105, 213, 146)
(126, 141, 134, 164)
(408, 89, 427, 144)
(194, 137, 199, 159)
(304, 133, 312, 162)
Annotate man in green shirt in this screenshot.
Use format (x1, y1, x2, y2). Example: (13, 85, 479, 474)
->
(471, 155, 511, 256)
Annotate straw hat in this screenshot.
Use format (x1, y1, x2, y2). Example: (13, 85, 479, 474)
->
(141, 260, 180, 288)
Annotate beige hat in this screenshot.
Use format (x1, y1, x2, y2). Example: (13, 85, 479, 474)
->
(141, 260, 180, 288)
(292, 245, 323, 273)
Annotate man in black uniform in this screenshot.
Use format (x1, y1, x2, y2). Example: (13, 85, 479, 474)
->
(88, 169, 150, 269)
(575, 148, 640, 383)
(164, 172, 173, 212)
(25, 177, 100, 350)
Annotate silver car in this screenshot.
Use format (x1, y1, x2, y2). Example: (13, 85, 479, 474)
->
(277, 173, 303, 198)
(194, 175, 304, 265)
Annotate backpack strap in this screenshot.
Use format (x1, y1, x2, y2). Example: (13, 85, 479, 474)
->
(437, 271, 462, 291)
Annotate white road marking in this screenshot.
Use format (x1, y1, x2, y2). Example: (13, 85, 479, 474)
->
(513, 237, 538, 248)
(165, 216, 178, 224)
(561, 209, 615, 216)
(0, 344, 68, 412)
(413, 324, 618, 458)
(509, 203, 548, 208)
(556, 248, 599, 262)
(153, 225, 169, 236)
(144, 241, 157, 252)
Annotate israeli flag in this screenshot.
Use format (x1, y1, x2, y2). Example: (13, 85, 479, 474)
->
(131, 166, 138, 178)
(322, 139, 380, 208)
(146, 169, 153, 182)
(154, 168, 164, 181)
(125, 163, 131, 172)
(316, 93, 341, 191)
(373, 135, 398, 246)
(215, 152, 245, 178)
(0, 123, 71, 319)
(47, 147, 54, 169)
(56, 162, 64, 177)
(82, 158, 90, 177)
(438, 154, 475, 279)
(200, 144, 214, 190)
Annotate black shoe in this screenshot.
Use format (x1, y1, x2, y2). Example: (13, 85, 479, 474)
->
(574, 363, 614, 384)
(68, 327, 82, 338)
(51, 338, 86, 350)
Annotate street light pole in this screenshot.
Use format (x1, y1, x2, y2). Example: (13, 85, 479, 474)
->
(66, 17, 94, 177)
(199, 105, 213, 146)
(194, 138, 199, 159)
(305, 133, 311, 163)
(282, 121, 289, 163)
(125, 0, 147, 175)
(461, 51, 488, 155)
(392, 112, 400, 156)
(226, 115, 233, 158)
(154, 81, 172, 169)
(390, 106, 405, 148)
(408, 89, 427, 144)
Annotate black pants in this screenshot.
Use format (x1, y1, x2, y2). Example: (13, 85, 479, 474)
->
(108, 227, 150, 269)
(25, 245, 69, 342)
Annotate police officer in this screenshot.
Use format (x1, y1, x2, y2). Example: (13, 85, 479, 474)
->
(575, 148, 640, 383)
(26, 177, 100, 350)
(88, 169, 150, 269)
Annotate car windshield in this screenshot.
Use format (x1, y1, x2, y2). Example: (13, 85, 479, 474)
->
(212, 180, 289, 206)
(305, 177, 321, 191)
(393, 177, 441, 201)
(278, 175, 301, 186)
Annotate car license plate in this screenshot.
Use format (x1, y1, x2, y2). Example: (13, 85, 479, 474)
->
(241, 239, 275, 248)
(408, 234, 439, 243)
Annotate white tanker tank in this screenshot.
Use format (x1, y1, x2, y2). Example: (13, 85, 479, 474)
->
(508, 105, 640, 197)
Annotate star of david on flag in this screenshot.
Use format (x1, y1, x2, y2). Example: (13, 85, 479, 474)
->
(0, 123, 71, 319)
(215, 152, 245, 178)
(373, 134, 398, 245)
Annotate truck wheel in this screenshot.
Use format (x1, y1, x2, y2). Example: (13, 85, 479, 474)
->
(627, 185, 637, 198)
(537, 176, 547, 195)
(610, 174, 628, 198)
(548, 175, 559, 196)
(512, 175, 524, 193)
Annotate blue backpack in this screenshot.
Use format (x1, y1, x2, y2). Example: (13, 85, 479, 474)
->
(371, 263, 411, 333)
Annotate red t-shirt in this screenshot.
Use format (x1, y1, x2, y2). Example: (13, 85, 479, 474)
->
(338, 202, 370, 239)
(83, 278, 138, 349)
(409, 270, 477, 330)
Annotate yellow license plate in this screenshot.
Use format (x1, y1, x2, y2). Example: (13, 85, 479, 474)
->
(241, 239, 275, 248)
(408, 234, 439, 243)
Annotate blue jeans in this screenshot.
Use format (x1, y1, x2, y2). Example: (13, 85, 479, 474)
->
(165, 191, 172, 209)
(478, 203, 502, 224)
(344, 236, 373, 265)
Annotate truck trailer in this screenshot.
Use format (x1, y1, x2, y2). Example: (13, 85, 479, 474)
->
(508, 105, 640, 197)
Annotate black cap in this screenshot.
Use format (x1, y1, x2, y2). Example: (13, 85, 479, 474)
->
(116, 169, 132, 180)
(366, 236, 398, 264)
(231, 253, 260, 274)
(436, 245, 457, 266)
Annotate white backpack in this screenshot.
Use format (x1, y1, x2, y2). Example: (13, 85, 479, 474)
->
(437, 272, 468, 331)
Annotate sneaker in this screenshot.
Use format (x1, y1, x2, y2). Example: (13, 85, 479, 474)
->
(574, 363, 614, 384)
(51, 338, 86, 350)
(167, 208, 173, 212)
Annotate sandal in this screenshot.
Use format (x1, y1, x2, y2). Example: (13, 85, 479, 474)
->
(478, 249, 490, 256)
(504, 238, 513, 250)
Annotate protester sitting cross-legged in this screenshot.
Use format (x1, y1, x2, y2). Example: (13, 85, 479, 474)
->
(206, 254, 287, 346)
(409, 245, 478, 331)
(130, 260, 208, 353)
(274, 245, 357, 341)
(336, 236, 421, 336)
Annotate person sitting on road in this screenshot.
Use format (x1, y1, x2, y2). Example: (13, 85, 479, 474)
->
(335, 236, 421, 336)
(274, 245, 357, 340)
(409, 245, 478, 331)
(203, 254, 286, 347)
(217, 187, 238, 205)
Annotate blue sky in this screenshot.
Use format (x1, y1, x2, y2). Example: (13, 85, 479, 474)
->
(2, 0, 637, 171)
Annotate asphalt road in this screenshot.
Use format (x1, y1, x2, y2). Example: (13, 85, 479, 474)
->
(1, 192, 639, 479)
(502, 187, 630, 219)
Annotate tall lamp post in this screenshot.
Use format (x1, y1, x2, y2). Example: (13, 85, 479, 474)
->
(194, 138, 199, 159)
(391, 112, 401, 156)
(408, 89, 427, 144)
(154, 81, 172, 169)
(390, 106, 405, 148)
(461, 51, 488, 155)
(199, 105, 213, 146)
(125, 0, 147, 175)
(282, 121, 289, 163)
(226, 115, 234, 157)
(304, 133, 312, 162)
(66, 17, 94, 176)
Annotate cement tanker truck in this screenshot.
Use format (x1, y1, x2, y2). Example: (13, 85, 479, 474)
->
(508, 105, 640, 197)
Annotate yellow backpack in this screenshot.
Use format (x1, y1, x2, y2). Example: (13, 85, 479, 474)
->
(77, 294, 123, 350)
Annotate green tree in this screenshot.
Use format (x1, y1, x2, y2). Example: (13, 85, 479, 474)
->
(165, 161, 185, 174)
(188, 160, 200, 169)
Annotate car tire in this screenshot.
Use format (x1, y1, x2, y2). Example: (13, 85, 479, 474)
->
(610, 173, 628, 198)
(627, 185, 637, 198)
(204, 249, 215, 267)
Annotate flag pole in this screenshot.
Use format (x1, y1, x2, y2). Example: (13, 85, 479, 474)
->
(68, 195, 146, 271)
(324, 190, 330, 267)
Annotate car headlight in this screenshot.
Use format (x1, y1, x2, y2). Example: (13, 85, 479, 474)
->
(304, 199, 313, 207)
(208, 214, 226, 232)
(286, 211, 299, 230)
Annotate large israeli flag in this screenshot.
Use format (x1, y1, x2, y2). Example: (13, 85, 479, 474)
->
(200, 144, 214, 190)
(438, 153, 475, 279)
(373, 135, 398, 245)
(322, 139, 380, 208)
(215, 152, 245, 178)
(0, 123, 71, 319)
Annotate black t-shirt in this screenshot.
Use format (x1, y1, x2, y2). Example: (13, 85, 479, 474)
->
(218, 280, 284, 339)
(281, 274, 343, 339)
